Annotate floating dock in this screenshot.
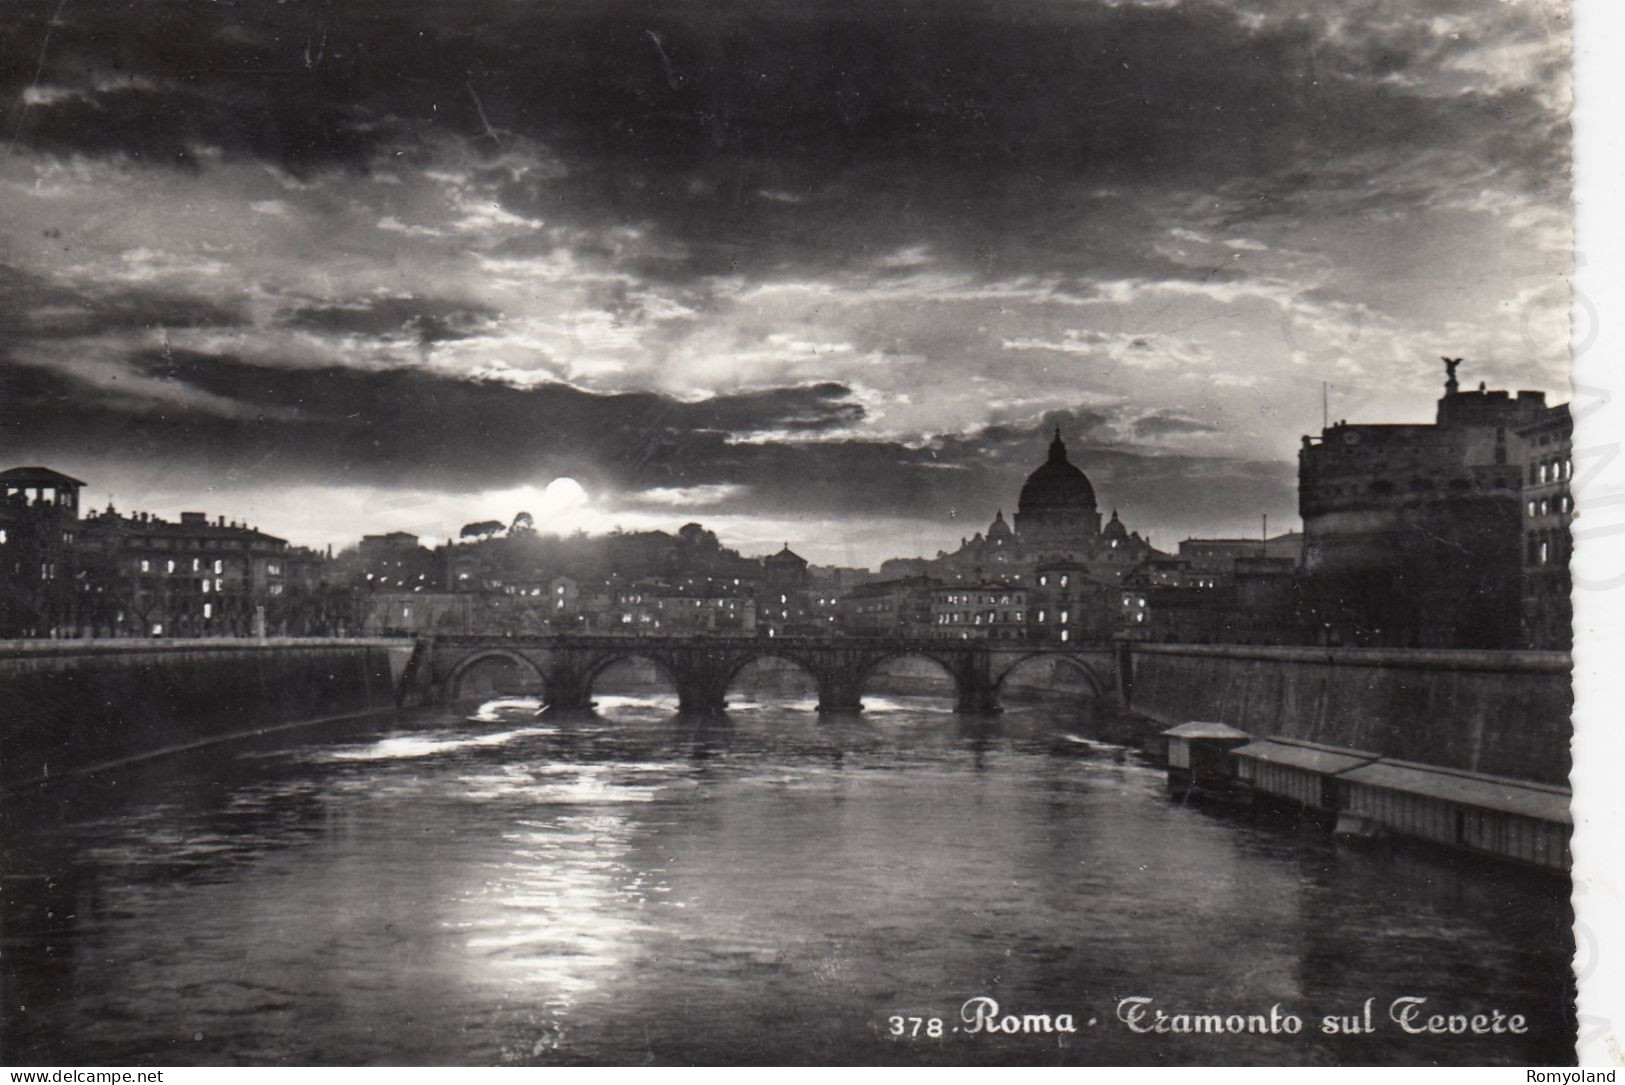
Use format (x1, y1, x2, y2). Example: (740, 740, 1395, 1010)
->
(1161, 725, 1571, 872)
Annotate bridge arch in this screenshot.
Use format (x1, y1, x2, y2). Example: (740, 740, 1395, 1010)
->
(993, 652, 1108, 700)
(418, 636, 1116, 718)
(724, 649, 825, 682)
(857, 649, 967, 708)
(584, 650, 680, 689)
(445, 649, 547, 702)
(721, 651, 822, 704)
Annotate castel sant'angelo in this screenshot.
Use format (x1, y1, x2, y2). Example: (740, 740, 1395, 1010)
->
(1298, 358, 1569, 649)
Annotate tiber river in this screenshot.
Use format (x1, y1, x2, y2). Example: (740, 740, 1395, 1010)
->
(0, 660, 1576, 1066)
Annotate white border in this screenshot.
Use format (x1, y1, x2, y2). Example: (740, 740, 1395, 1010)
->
(1571, 0, 1624, 1068)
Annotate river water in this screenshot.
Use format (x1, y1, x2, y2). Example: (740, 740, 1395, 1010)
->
(0, 694, 1575, 1066)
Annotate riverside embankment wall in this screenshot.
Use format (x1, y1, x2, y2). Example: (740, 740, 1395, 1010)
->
(1123, 643, 1572, 786)
(0, 639, 414, 787)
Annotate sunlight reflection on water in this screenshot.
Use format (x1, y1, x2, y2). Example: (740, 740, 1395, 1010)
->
(0, 692, 1577, 1067)
(325, 725, 561, 761)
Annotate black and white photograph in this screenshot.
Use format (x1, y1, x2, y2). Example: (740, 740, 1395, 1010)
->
(0, 0, 1615, 1069)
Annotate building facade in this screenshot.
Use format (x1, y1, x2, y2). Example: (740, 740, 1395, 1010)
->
(929, 581, 1029, 640)
(1516, 404, 1574, 650)
(0, 468, 85, 638)
(0, 464, 349, 640)
(73, 507, 333, 637)
(838, 576, 938, 637)
(1179, 533, 1304, 585)
(1027, 559, 1111, 644)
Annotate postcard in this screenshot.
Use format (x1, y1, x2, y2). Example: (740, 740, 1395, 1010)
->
(0, 0, 1615, 1070)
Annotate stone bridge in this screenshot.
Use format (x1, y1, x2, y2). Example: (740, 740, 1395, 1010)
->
(406, 634, 1122, 714)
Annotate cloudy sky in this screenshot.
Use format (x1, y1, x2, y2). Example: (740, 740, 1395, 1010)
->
(0, 0, 1572, 566)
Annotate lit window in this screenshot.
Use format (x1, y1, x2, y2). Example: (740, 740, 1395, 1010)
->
(192, 558, 201, 572)
(1539, 541, 1549, 565)
(166, 559, 176, 574)
(1060, 575, 1069, 587)
(1037, 609, 1046, 623)
(141, 559, 151, 573)
(1060, 629, 1070, 642)
(202, 580, 211, 594)
(203, 602, 212, 619)
(214, 560, 223, 574)
(1060, 610, 1069, 624)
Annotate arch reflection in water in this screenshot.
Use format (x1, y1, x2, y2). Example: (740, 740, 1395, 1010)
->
(723, 656, 820, 713)
(996, 653, 1103, 722)
(450, 651, 547, 703)
(587, 655, 681, 715)
(861, 653, 960, 713)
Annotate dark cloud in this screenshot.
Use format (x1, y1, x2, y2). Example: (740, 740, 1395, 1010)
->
(4, 0, 1565, 278)
(9, 78, 395, 177)
(281, 296, 501, 346)
(0, 351, 1291, 530)
(0, 264, 246, 337)
(0, 351, 868, 494)
(1132, 410, 1222, 438)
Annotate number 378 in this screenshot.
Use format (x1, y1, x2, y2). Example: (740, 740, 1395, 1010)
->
(888, 1016, 945, 1038)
